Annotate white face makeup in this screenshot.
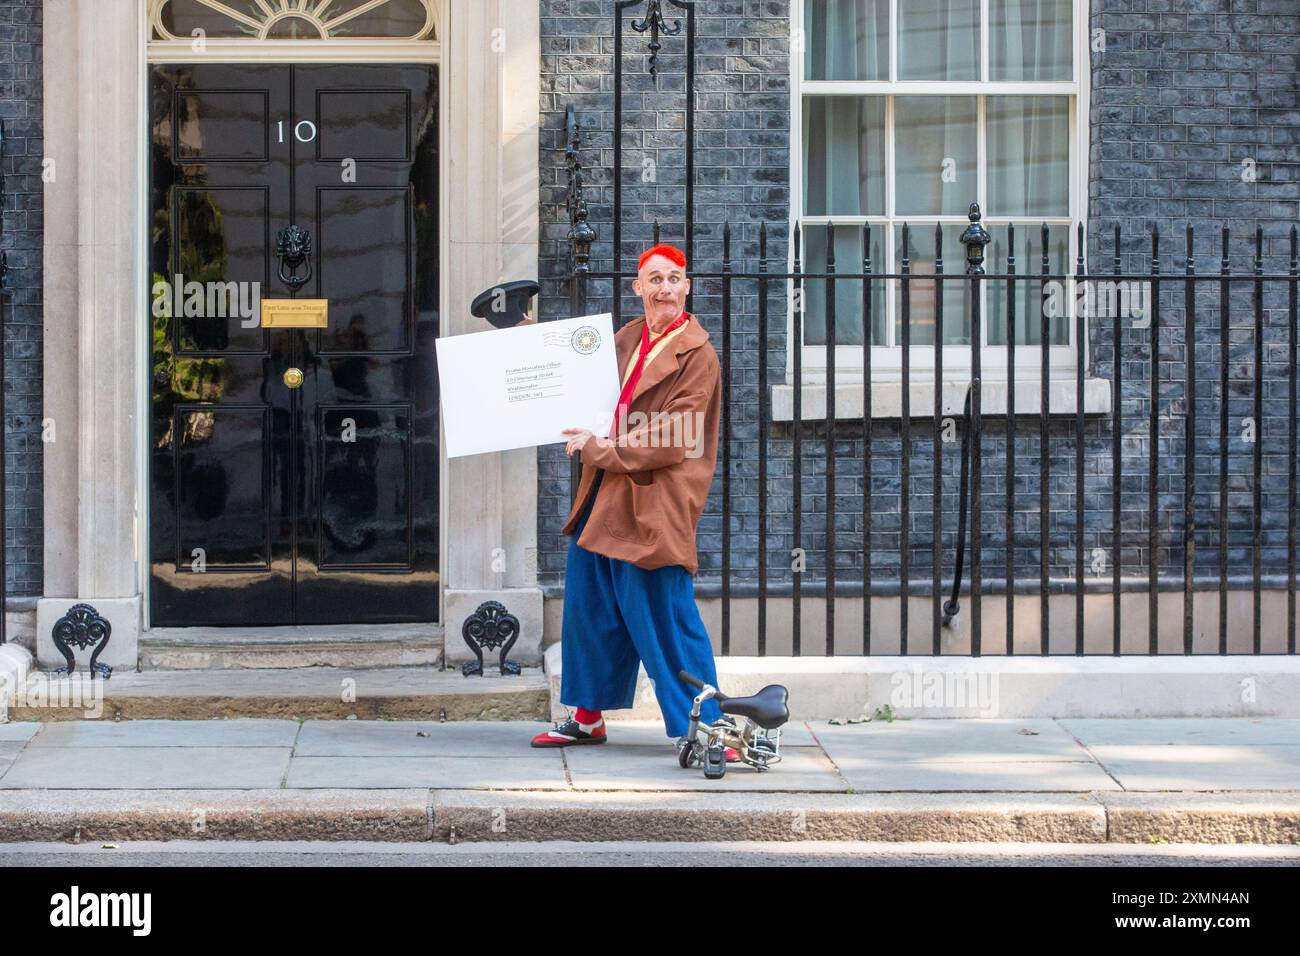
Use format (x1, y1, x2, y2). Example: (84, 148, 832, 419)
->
(633, 254, 691, 332)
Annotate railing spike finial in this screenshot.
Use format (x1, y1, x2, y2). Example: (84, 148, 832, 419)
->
(960, 202, 991, 275)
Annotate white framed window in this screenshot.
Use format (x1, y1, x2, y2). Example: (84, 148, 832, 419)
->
(789, 0, 1091, 391)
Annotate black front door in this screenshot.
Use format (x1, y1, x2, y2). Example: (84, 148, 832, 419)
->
(149, 63, 440, 627)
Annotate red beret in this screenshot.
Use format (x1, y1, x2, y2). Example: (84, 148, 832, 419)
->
(638, 243, 687, 271)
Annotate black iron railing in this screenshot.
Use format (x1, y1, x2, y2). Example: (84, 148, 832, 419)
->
(559, 1, 1300, 657)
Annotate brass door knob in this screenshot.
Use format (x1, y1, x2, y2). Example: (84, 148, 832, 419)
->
(283, 367, 304, 389)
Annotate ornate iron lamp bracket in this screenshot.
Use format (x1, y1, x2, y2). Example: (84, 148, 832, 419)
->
(461, 600, 522, 677)
(630, 0, 687, 77)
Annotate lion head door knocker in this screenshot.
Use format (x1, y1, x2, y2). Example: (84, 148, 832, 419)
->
(276, 224, 313, 293)
(461, 601, 522, 677)
(51, 603, 113, 679)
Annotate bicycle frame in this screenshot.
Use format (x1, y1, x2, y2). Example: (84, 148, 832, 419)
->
(682, 681, 782, 771)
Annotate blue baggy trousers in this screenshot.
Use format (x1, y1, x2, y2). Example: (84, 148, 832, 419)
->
(560, 470, 723, 738)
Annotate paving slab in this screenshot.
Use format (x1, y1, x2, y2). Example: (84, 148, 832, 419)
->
(26, 719, 301, 749)
(0, 723, 40, 742)
(829, 758, 1123, 792)
(813, 719, 1088, 762)
(0, 742, 25, 781)
(295, 720, 563, 757)
(285, 755, 569, 790)
(0, 746, 292, 789)
(1060, 718, 1300, 747)
(1089, 745, 1300, 791)
(564, 743, 848, 792)
(291, 720, 819, 758)
(599, 720, 818, 748)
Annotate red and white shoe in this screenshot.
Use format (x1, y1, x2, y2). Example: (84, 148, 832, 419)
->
(530, 717, 607, 747)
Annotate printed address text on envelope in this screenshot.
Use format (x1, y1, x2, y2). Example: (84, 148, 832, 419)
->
(435, 313, 620, 458)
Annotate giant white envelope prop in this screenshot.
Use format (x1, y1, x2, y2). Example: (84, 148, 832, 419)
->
(435, 313, 621, 458)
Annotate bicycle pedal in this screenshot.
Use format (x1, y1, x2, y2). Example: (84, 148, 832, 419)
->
(702, 744, 727, 779)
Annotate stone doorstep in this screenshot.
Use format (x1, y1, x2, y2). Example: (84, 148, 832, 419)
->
(0, 790, 1297, 845)
(139, 624, 444, 671)
(542, 644, 1300, 720)
(6, 667, 551, 722)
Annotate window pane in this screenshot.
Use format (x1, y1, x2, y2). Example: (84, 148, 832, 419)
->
(991, 0, 1072, 81)
(898, 0, 979, 80)
(986, 96, 1070, 218)
(987, 224, 1071, 346)
(894, 97, 977, 217)
(327, 0, 432, 39)
(893, 225, 971, 347)
(160, 0, 263, 38)
(804, 0, 889, 80)
(803, 97, 886, 216)
(801, 223, 886, 347)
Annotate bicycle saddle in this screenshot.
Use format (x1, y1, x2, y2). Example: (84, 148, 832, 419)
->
(719, 684, 789, 730)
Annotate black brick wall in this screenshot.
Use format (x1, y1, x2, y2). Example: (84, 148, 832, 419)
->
(0, 0, 41, 599)
(1087, 0, 1300, 590)
(538, 0, 1300, 603)
(538, 0, 792, 587)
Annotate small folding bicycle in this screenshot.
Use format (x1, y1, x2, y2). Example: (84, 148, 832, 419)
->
(675, 670, 790, 780)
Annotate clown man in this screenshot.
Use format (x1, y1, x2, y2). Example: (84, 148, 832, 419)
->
(530, 243, 730, 751)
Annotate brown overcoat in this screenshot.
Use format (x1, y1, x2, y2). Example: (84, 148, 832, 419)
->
(560, 312, 721, 575)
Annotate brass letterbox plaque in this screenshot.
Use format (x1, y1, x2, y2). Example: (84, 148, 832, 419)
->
(260, 299, 329, 328)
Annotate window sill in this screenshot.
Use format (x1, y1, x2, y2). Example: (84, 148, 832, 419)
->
(770, 378, 1113, 421)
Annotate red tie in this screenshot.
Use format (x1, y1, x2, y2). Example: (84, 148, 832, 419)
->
(609, 312, 689, 439)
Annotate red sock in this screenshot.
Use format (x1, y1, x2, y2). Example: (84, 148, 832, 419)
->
(575, 707, 603, 725)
